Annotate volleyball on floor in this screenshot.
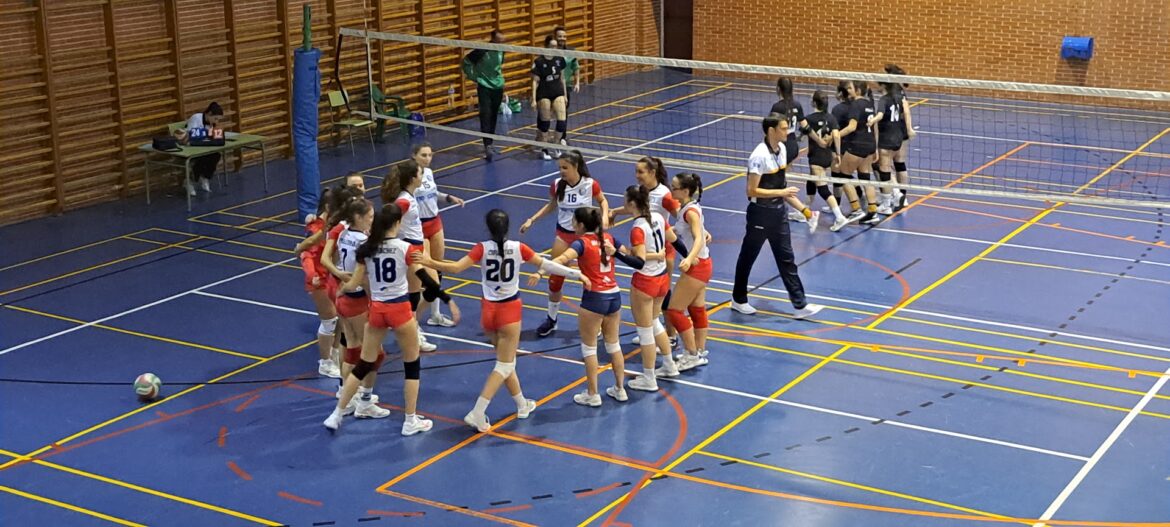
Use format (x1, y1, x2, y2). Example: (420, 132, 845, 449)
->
(134, 373, 162, 400)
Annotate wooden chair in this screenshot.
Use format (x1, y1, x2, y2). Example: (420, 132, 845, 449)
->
(326, 90, 375, 155)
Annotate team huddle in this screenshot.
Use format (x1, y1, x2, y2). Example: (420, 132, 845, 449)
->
(295, 143, 712, 436)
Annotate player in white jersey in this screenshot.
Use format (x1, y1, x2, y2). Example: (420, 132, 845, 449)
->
(619, 185, 685, 394)
(413, 209, 586, 432)
(381, 160, 460, 353)
(326, 204, 434, 436)
(519, 150, 608, 337)
(664, 173, 715, 372)
(410, 143, 465, 327)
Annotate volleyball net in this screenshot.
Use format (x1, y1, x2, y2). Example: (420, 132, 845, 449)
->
(335, 28, 1170, 209)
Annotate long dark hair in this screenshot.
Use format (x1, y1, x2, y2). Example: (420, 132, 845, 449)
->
(811, 89, 829, 113)
(204, 102, 224, 116)
(328, 184, 363, 227)
(637, 156, 667, 187)
(315, 187, 333, 217)
(356, 204, 403, 262)
(486, 209, 509, 251)
(555, 150, 590, 201)
(674, 172, 703, 203)
(573, 207, 607, 266)
(836, 80, 851, 102)
(338, 197, 372, 226)
(885, 63, 909, 89)
(625, 185, 652, 226)
(776, 77, 795, 109)
(381, 159, 419, 204)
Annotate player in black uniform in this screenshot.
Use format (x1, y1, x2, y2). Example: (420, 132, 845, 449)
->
(875, 80, 905, 215)
(837, 80, 882, 225)
(531, 35, 568, 160)
(801, 90, 850, 232)
(829, 81, 862, 217)
(769, 78, 817, 226)
(885, 64, 915, 210)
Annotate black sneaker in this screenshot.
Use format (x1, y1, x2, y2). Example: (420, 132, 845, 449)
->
(484, 144, 494, 161)
(860, 212, 881, 225)
(536, 316, 558, 337)
(895, 193, 908, 211)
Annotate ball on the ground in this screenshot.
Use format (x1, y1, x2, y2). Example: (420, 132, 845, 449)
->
(134, 373, 162, 400)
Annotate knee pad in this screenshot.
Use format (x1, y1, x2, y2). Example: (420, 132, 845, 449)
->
(548, 274, 565, 293)
(537, 119, 551, 133)
(665, 308, 693, 333)
(687, 305, 709, 330)
(581, 343, 597, 358)
(372, 348, 387, 370)
(636, 326, 656, 344)
(605, 341, 622, 355)
(857, 171, 872, 181)
(352, 359, 377, 380)
(817, 185, 833, 200)
(409, 291, 421, 312)
(555, 120, 567, 133)
(492, 360, 516, 379)
(404, 358, 421, 380)
(422, 287, 439, 303)
(318, 317, 338, 337)
(894, 162, 908, 173)
(652, 318, 666, 336)
(343, 346, 362, 365)
(877, 170, 892, 182)
(832, 182, 843, 190)
(806, 180, 817, 196)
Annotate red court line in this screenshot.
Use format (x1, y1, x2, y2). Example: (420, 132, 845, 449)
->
(481, 504, 533, 514)
(600, 388, 688, 527)
(217, 427, 227, 448)
(379, 489, 535, 527)
(277, 491, 321, 507)
(233, 394, 261, 412)
(575, 482, 624, 499)
(366, 509, 425, 518)
(794, 251, 911, 336)
(920, 202, 1166, 247)
(226, 461, 252, 481)
(155, 410, 169, 418)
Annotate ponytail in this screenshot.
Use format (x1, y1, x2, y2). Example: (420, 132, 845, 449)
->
(486, 209, 510, 252)
(573, 207, 607, 267)
(327, 184, 362, 227)
(675, 172, 703, 203)
(777, 77, 795, 108)
(638, 156, 668, 187)
(381, 159, 419, 205)
(339, 197, 373, 226)
(624, 185, 652, 225)
(556, 150, 590, 201)
(356, 205, 402, 262)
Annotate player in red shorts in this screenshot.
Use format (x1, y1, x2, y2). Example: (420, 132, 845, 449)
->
(293, 188, 342, 379)
(519, 150, 608, 338)
(411, 143, 465, 327)
(381, 160, 460, 352)
(663, 172, 714, 373)
(412, 209, 586, 432)
(533, 207, 647, 407)
(326, 204, 434, 436)
(619, 185, 687, 394)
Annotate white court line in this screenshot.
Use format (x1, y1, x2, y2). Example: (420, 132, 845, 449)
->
(874, 228, 1170, 269)
(518, 182, 746, 216)
(437, 113, 742, 214)
(197, 290, 1090, 462)
(0, 258, 294, 357)
(440, 237, 1170, 355)
(1032, 367, 1170, 526)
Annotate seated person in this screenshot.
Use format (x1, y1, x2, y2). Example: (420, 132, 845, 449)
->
(173, 102, 225, 196)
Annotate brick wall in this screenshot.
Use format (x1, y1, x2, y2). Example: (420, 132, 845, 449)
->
(593, 0, 661, 78)
(692, 0, 1170, 92)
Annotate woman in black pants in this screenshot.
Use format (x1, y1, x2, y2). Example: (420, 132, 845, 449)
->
(730, 113, 823, 319)
(175, 102, 225, 196)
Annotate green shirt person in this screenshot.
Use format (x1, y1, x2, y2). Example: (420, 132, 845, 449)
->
(553, 26, 580, 145)
(461, 29, 507, 160)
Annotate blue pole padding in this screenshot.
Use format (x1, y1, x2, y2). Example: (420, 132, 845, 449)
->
(293, 47, 322, 223)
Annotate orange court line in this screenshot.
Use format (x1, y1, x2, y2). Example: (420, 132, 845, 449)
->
(379, 489, 537, 527)
(276, 491, 321, 507)
(226, 461, 252, 481)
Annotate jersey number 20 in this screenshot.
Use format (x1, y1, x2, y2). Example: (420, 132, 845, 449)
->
(485, 258, 515, 282)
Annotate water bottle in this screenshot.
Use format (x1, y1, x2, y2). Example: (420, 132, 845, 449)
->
(447, 85, 455, 109)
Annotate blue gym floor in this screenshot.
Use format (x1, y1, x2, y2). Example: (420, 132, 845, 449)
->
(2, 69, 1169, 527)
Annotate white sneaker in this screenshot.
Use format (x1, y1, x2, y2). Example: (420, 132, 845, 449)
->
(793, 304, 824, 320)
(788, 210, 807, 222)
(318, 359, 341, 378)
(655, 361, 680, 378)
(820, 206, 832, 214)
(418, 334, 437, 353)
(808, 211, 821, 233)
(683, 353, 709, 370)
(401, 415, 433, 436)
(628, 375, 659, 392)
(355, 401, 390, 419)
(323, 412, 342, 431)
(183, 179, 196, 196)
(516, 399, 537, 419)
(329, 347, 340, 365)
(541, 150, 553, 161)
(845, 209, 866, 224)
(199, 178, 211, 192)
(573, 391, 602, 407)
(731, 301, 757, 315)
(426, 313, 456, 327)
(830, 215, 850, 232)
(341, 399, 356, 416)
(605, 385, 628, 402)
(876, 195, 894, 215)
(463, 411, 490, 433)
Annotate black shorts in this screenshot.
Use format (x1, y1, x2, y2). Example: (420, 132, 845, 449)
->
(808, 150, 833, 169)
(846, 144, 876, 158)
(784, 136, 800, 165)
(879, 130, 905, 151)
(536, 86, 565, 103)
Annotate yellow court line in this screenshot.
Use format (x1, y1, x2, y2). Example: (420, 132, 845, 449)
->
(0, 235, 202, 297)
(981, 257, 1170, 287)
(3, 305, 265, 362)
(693, 451, 1013, 522)
(0, 341, 316, 471)
(188, 218, 304, 239)
(0, 450, 282, 526)
(125, 236, 303, 272)
(0, 484, 147, 527)
(198, 79, 701, 218)
(0, 228, 157, 273)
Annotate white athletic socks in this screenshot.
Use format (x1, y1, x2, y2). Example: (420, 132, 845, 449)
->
(473, 396, 491, 416)
(512, 392, 527, 409)
(547, 301, 560, 321)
